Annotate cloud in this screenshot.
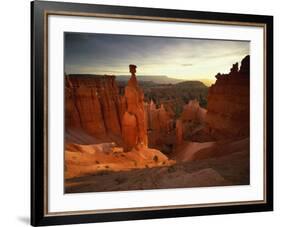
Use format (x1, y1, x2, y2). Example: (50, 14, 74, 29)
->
(64, 33, 249, 80)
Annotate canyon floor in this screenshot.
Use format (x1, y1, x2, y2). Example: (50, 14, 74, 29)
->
(65, 138, 249, 193)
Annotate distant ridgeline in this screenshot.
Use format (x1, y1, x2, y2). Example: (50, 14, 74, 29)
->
(66, 74, 186, 84)
(115, 75, 185, 84)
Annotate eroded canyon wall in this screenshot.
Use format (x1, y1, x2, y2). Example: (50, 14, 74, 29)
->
(65, 65, 149, 152)
(65, 75, 123, 143)
(205, 55, 250, 138)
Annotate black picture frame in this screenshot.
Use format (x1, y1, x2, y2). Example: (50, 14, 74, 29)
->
(31, 0, 273, 226)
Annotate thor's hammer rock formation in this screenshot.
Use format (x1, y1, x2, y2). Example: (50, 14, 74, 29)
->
(122, 65, 148, 151)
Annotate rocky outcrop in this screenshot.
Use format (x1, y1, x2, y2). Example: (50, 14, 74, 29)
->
(146, 101, 173, 134)
(175, 119, 183, 145)
(173, 99, 207, 143)
(65, 75, 123, 142)
(65, 142, 175, 179)
(145, 100, 175, 153)
(205, 55, 250, 138)
(181, 100, 207, 124)
(122, 65, 148, 151)
(145, 99, 206, 150)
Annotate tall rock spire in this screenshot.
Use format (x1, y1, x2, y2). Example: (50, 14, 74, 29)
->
(122, 65, 148, 151)
(128, 64, 138, 87)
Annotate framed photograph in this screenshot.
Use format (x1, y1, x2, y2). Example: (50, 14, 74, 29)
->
(31, 0, 273, 226)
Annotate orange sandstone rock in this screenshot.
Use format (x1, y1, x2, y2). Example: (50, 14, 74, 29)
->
(176, 119, 183, 145)
(122, 65, 148, 151)
(145, 100, 175, 151)
(122, 111, 138, 151)
(205, 55, 250, 138)
(65, 75, 123, 141)
(181, 99, 206, 124)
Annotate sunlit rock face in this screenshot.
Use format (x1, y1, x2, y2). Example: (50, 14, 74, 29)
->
(121, 111, 138, 151)
(65, 142, 174, 179)
(121, 65, 148, 151)
(65, 75, 123, 142)
(205, 55, 250, 138)
(65, 122, 175, 180)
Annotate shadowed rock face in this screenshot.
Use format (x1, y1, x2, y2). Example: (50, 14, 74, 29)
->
(181, 100, 206, 124)
(176, 119, 183, 145)
(205, 55, 250, 139)
(145, 101, 175, 152)
(177, 99, 207, 142)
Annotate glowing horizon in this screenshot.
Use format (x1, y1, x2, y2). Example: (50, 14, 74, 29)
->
(64, 32, 249, 83)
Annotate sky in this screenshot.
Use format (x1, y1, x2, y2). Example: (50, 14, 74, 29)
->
(64, 32, 249, 83)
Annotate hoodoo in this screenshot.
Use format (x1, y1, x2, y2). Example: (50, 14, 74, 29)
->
(122, 65, 148, 151)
